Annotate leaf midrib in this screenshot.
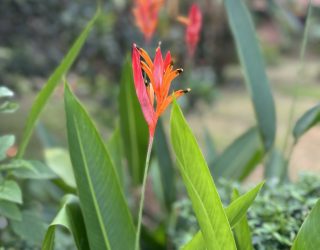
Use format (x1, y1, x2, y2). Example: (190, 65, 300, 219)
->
(74, 116, 111, 250)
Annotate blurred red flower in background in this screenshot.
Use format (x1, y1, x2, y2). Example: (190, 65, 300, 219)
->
(132, 0, 164, 42)
(177, 4, 202, 57)
(132, 44, 190, 138)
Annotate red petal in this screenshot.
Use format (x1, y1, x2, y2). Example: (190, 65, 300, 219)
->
(186, 4, 202, 56)
(132, 44, 156, 126)
(153, 46, 164, 92)
(163, 51, 172, 70)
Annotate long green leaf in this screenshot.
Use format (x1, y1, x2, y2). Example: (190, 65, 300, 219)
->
(232, 189, 254, 250)
(17, 9, 100, 158)
(293, 103, 320, 141)
(264, 148, 287, 181)
(224, 0, 276, 151)
(65, 84, 135, 250)
(0, 135, 15, 161)
(170, 102, 236, 250)
(42, 195, 89, 250)
(155, 118, 176, 211)
(183, 182, 264, 250)
(119, 57, 149, 185)
(291, 199, 320, 250)
(211, 128, 264, 181)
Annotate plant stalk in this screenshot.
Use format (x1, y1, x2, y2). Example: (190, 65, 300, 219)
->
(135, 136, 154, 250)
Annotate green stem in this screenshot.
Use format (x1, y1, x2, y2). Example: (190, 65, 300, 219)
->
(135, 136, 154, 250)
(282, 1, 312, 158)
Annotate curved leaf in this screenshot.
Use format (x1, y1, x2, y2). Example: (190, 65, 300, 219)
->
(0, 135, 15, 161)
(224, 0, 276, 151)
(211, 128, 264, 181)
(0, 180, 22, 204)
(292, 199, 320, 250)
(119, 58, 149, 185)
(17, 9, 100, 158)
(293, 103, 320, 141)
(0, 200, 21, 221)
(64, 84, 135, 250)
(171, 102, 236, 250)
(42, 195, 89, 250)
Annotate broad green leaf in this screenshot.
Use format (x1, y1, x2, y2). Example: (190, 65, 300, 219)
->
(225, 0, 276, 151)
(232, 189, 254, 250)
(64, 84, 135, 250)
(0, 200, 21, 221)
(44, 148, 76, 188)
(42, 194, 89, 250)
(12, 210, 47, 245)
(0, 180, 22, 204)
(0, 135, 15, 161)
(170, 102, 236, 250)
(155, 118, 176, 211)
(211, 128, 264, 181)
(264, 148, 287, 181)
(183, 182, 264, 250)
(0, 86, 14, 98)
(106, 127, 124, 187)
(17, 9, 100, 158)
(292, 199, 320, 250)
(119, 58, 149, 185)
(1, 160, 57, 179)
(293, 103, 320, 141)
(204, 129, 217, 166)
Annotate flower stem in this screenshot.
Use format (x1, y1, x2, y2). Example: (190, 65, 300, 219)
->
(135, 136, 154, 250)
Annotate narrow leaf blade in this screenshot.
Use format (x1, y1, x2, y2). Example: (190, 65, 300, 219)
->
(17, 10, 100, 158)
(224, 0, 276, 151)
(170, 102, 236, 250)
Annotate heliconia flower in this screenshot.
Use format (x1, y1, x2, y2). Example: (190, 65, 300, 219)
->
(132, 0, 164, 42)
(177, 4, 202, 57)
(132, 43, 190, 138)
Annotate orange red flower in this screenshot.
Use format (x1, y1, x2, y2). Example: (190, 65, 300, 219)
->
(132, 44, 190, 138)
(177, 4, 202, 56)
(132, 0, 164, 42)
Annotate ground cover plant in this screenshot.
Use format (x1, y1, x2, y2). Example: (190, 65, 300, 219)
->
(0, 0, 320, 249)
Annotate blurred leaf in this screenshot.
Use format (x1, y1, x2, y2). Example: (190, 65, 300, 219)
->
(64, 84, 135, 250)
(0, 86, 14, 98)
(42, 194, 89, 250)
(264, 148, 287, 181)
(293, 103, 320, 141)
(204, 129, 217, 166)
(0, 101, 19, 113)
(12, 210, 47, 245)
(1, 160, 57, 179)
(0, 180, 22, 204)
(225, 0, 276, 151)
(0, 200, 21, 221)
(183, 182, 264, 249)
(17, 9, 101, 158)
(292, 199, 320, 250)
(44, 148, 76, 188)
(170, 102, 236, 250)
(0, 135, 15, 161)
(211, 128, 264, 181)
(155, 118, 176, 211)
(119, 57, 149, 185)
(232, 189, 254, 250)
(106, 127, 124, 187)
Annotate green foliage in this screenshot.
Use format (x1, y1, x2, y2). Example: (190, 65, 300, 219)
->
(42, 194, 89, 250)
(170, 102, 236, 250)
(64, 84, 135, 250)
(292, 199, 320, 250)
(17, 9, 100, 158)
(0, 180, 22, 204)
(0, 86, 19, 113)
(264, 148, 287, 181)
(211, 128, 264, 181)
(0, 200, 21, 221)
(293, 103, 320, 141)
(119, 58, 149, 185)
(224, 0, 276, 151)
(0, 135, 15, 161)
